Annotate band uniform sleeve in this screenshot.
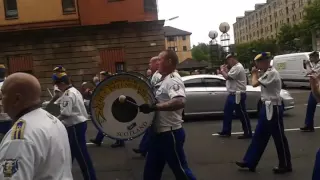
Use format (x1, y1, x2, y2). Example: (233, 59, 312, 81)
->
(59, 91, 74, 116)
(167, 80, 186, 99)
(0, 140, 37, 180)
(258, 71, 276, 87)
(227, 65, 240, 79)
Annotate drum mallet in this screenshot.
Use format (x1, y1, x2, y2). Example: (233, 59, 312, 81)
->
(118, 95, 139, 107)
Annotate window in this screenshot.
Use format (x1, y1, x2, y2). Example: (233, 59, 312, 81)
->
(300, 12, 303, 19)
(299, 0, 303, 6)
(287, 18, 290, 23)
(183, 46, 187, 51)
(144, 0, 157, 12)
(286, 7, 289, 14)
(274, 12, 277, 18)
(4, 0, 18, 19)
(7, 54, 33, 74)
(184, 78, 205, 88)
(115, 62, 125, 73)
(270, 24, 273, 32)
(269, 15, 272, 22)
(182, 36, 186, 40)
(293, 14, 297, 21)
(168, 47, 177, 51)
(204, 78, 225, 87)
(292, 2, 296, 10)
(167, 36, 175, 41)
(62, 0, 76, 13)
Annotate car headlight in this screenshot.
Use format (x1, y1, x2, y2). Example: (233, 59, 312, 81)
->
(280, 90, 292, 99)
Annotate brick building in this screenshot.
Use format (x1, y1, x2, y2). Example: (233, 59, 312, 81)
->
(0, 0, 164, 99)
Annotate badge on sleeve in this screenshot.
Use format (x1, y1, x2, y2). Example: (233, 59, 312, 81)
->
(2, 159, 19, 177)
(172, 84, 180, 91)
(62, 101, 69, 107)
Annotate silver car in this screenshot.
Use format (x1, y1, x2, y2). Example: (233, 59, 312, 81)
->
(182, 74, 295, 117)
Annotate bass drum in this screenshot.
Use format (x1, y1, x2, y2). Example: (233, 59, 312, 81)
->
(120, 71, 151, 87)
(90, 73, 157, 141)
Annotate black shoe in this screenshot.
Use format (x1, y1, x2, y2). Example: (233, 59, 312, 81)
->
(111, 141, 125, 148)
(272, 166, 292, 174)
(90, 139, 102, 147)
(217, 132, 231, 138)
(235, 161, 256, 172)
(300, 127, 315, 132)
(132, 148, 147, 157)
(237, 135, 252, 139)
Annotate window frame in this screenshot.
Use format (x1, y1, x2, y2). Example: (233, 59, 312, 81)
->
(4, 0, 18, 19)
(203, 78, 226, 87)
(61, 0, 76, 14)
(183, 78, 205, 88)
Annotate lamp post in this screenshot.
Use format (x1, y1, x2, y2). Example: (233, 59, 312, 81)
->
(208, 30, 219, 69)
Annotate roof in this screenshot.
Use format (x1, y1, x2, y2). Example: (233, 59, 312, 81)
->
(163, 26, 192, 37)
(176, 58, 208, 70)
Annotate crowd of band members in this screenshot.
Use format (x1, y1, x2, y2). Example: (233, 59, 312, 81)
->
(1, 49, 320, 179)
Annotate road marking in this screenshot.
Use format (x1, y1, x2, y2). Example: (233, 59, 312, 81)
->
(212, 126, 320, 136)
(304, 104, 320, 107)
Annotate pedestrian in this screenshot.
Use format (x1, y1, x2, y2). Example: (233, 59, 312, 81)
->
(49, 65, 66, 104)
(0, 64, 11, 134)
(236, 52, 292, 174)
(140, 50, 196, 180)
(0, 73, 73, 179)
(90, 71, 125, 148)
(300, 51, 320, 132)
(132, 56, 160, 157)
(53, 72, 97, 180)
(217, 53, 252, 139)
(308, 72, 320, 179)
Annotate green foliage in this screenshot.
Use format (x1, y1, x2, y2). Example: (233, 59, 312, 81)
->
(178, 71, 190, 77)
(191, 43, 210, 61)
(303, 0, 320, 30)
(235, 39, 279, 67)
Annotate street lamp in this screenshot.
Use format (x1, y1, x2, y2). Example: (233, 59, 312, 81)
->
(208, 30, 219, 69)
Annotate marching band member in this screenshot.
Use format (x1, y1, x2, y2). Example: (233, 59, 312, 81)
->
(133, 56, 160, 157)
(0, 73, 73, 179)
(49, 65, 66, 104)
(236, 52, 292, 174)
(308, 72, 320, 179)
(0, 64, 11, 134)
(217, 53, 252, 139)
(301, 51, 320, 132)
(90, 71, 125, 148)
(139, 50, 196, 180)
(53, 72, 97, 180)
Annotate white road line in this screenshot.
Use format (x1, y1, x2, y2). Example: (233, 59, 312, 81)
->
(212, 126, 320, 136)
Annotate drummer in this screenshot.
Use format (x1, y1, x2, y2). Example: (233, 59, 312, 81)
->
(90, 71, 125, 148)
(139, 50, 196, 179)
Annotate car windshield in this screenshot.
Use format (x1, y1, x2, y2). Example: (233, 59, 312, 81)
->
(183, 76, 226, 88)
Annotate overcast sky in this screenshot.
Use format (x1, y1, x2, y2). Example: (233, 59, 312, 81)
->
(157, 0, 266, 46)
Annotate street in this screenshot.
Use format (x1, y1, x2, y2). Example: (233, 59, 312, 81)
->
(73, 88, 320, 180)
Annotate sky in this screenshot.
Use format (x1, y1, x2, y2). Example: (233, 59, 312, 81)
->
(157, 0, 266, 46)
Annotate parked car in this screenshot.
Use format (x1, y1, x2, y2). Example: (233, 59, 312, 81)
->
(182, 74, 295, 117)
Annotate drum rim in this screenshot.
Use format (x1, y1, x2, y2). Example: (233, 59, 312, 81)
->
(89, 73, 157, 141)
(120, 71, 151, 87)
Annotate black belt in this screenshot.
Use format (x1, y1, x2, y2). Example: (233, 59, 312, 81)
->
(229, 92, 246, 95)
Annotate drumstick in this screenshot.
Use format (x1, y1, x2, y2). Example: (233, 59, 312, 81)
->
(118, 95, 139, 107)
(47, 88, 53, 98)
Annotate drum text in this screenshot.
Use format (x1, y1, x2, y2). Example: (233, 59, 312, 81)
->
(116, 121, 148, 137)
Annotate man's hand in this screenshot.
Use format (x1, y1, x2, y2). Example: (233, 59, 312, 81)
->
(251, 66, 259, 74)
(139, 104, 157, 114)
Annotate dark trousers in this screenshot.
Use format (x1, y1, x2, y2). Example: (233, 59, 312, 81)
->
(313, 149, 320, 180)
(305, 92, 318, 127)
(139, 127, 151, 153)
(143, 128, 196, 180)
(243, 104, 292, 169)
(222, 93, 252, 136)
(67, 122, 97, 180)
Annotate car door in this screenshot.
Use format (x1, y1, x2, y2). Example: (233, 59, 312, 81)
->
(203, 78, 228, 113)
(183, 78, 211, 115)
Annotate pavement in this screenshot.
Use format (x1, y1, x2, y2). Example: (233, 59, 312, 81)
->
(73, 88, 320, 180)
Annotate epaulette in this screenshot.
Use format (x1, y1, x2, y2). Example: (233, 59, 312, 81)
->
(170, 73, 175, 78)
(11, 119, 26, 140)
(65, 90, 70, 96)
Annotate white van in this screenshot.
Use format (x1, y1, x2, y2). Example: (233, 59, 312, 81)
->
(272, 52, 312, 87)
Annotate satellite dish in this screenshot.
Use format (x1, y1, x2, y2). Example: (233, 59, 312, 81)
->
(219, 22, 230, 33)
(208, 30, 218, 39)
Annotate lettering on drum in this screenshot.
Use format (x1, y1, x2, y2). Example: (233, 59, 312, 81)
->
(116, 121, 149, 137)
(92, 78, 150, 125)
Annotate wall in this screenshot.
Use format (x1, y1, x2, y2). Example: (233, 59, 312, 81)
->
(0, 0, 79, 28)
(0, 20, 165, 99)
(77, 0, 157, 25)
(165, 35, 192, 62)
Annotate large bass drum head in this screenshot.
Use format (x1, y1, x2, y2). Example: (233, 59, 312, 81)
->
(90, 73, 156, 140)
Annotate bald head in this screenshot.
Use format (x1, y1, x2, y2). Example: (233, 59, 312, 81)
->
(149, 56, 159, 74)
(2, 73, 41, 120)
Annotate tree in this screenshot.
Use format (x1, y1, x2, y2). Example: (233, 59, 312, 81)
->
(191, 43, 210, 61)
(235, 39, 279, 68)
(303, 0, 320, 30)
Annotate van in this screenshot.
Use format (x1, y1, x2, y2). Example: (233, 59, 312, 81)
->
(273, 52, 312, 88)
